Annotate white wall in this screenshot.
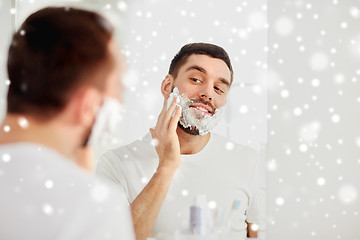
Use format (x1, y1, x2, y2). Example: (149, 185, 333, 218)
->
(267, 1, 360, 239)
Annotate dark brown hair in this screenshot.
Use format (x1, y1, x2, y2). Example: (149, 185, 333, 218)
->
(168, 43, 233, 84)
(7, 7, 114, 119)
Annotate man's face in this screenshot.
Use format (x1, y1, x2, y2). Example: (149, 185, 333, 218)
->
(172, 54, 231, 114)
(170, 54, 232, 135)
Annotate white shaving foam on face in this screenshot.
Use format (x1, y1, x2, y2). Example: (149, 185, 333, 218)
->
(167, 87, 225, 135)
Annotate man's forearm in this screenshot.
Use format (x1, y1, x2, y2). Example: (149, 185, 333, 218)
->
(130, 97, 181, 240)
(130, 165, 177, 240)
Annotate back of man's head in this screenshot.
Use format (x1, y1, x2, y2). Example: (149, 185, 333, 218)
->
(7, 7, 114, 120)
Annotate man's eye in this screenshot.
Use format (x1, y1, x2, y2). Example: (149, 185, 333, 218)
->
(214, 86, 224, 93)
(191, 78, 201, 83)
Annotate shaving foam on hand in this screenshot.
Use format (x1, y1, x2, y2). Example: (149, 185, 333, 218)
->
(166, 87, 181, 110)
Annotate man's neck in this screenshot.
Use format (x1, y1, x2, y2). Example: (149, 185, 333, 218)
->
(176, 127, 210, 155)
(0, 114, 78, 159)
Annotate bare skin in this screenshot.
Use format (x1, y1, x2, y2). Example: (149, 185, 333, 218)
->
(247, 222, 258, 238)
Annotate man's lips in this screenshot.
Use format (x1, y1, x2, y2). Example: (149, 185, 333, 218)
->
(189, 103, 214, 115)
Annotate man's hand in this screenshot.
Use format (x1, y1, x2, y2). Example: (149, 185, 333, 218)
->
(130, 97, 182, 240)
(149, 97, 181, 170)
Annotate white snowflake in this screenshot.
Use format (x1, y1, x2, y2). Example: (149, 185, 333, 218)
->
(90, 182, 110, 203)
(275, 197, 284, 206)
(310, 53, 329, 71)
(317, 177, 326, 186)
(338, 185, 358, 204)
(42, 203, 54, 216)
(2, 153, 11, 163)
(275, 16, 294, 36)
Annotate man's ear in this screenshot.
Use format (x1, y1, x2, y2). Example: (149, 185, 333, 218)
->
(72, 87, 102, 128)
(161, 74, 174, 99)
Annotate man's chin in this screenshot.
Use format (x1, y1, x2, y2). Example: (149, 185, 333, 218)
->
(178, 122, 200, 135)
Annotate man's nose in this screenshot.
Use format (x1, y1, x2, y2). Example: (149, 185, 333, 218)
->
(199, 84, 213, 101)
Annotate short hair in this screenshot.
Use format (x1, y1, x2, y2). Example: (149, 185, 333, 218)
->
(7, 7, 115, 119)
(168, 43, 233, 84)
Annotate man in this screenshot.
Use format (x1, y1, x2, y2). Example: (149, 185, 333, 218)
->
(97, 43, 263, 240)
(0, 7, 135, 240)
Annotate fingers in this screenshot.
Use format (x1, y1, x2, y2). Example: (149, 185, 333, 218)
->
(149, 128, 157, 143)
(168, 105, 181, 132)
(156, 97, 178, 130)
(156, 100, 167, 128)
(162, 96, 168, 109)
(149, 128, 155, 137)
(163, 97, 178, 124)
(160, 96, 170, 114)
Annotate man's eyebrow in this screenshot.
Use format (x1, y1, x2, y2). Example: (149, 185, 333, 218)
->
(185, 65, 207, 74)
(219, 78, 231, 87)
(186, 65, 231, 87)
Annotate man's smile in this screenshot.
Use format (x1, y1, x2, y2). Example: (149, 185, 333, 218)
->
(189, 103, 214, 116)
